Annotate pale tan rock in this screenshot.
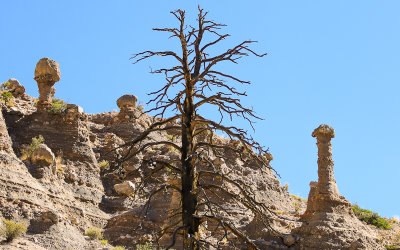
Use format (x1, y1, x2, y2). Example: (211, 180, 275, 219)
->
(7, 78, 25, 96)
(117, 94, 137, 111)
(114, 181, 135, 196)
(283, 234, 296, 246)
(34, 58, 61, 111)
(0, 109, 13, 153)
(294, 124, 383, 249)
(312, 124, 339, 196)
(116, 94, 138, 121)
(31, 144, 55, 166)
(65, 104, 84, 123)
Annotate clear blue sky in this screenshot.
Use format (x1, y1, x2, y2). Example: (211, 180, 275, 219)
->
(1, 1, 399, 218)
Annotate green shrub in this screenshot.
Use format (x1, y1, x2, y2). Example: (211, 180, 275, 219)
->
(85, 227, 103, 240)
(50, 98, 67, 114)
(283, 183, 289, 192)
(0, 218, 27, 242)
(293, 201, 301, 213)
(167, 135, 177, 142)
(353, 204, 391, 229)
(1, 91, 13, 105)
(136, 242, 152, 250)
(290, 194, 307, 202)
(1, 81, 10, 89)
(21, 135, 44, 160)
(112, 246, 125, 250)
(98, 160, 110, 170)
(101, 239, 108, 245)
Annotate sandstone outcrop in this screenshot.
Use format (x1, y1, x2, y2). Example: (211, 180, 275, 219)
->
(31, 144, 55, 167)
(117, 94, 138, 121)
(114, 181, 136, 196)
(30, 144, 56, 178)
(7, 78, 25, 97)
(34, 58, 61, 111)
(0, 59, 393, 249)
(294, 124, 383, 250)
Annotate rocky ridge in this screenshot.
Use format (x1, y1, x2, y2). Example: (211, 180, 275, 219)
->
(0, 58, 397, 249)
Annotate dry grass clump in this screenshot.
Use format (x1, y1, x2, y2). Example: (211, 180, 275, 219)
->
(0, 218, 27, 242)
(85, 227, 103, 240)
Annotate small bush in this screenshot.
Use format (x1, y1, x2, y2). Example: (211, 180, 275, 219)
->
(113, 246, 125, 250)
(170, 147, 179, 153)
(0, 218, 27, 242)
(353, 204, 391, 229)
(1, 91, 14, 106)
(167, 135, 176, 142)
(137, 105, 144, 111)
(101, 239, 108, 245)
(283, 183, 289, 192)
(290, 194, 307, 202)
(50, 98, 67, 114)
(136, 242, 152, 250)
(1, 81, 10, 90)
(98, 160, 110, 170)
(21, 135, 44, 160)
(85, 227, 103, 240)
(293, 201, 301, 213)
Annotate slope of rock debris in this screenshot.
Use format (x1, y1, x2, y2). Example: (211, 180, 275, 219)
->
(0, 59, 396, 249)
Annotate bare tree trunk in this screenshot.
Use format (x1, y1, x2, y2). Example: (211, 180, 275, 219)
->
(181, 79, 199, 250)
(128, 8, 269, 249)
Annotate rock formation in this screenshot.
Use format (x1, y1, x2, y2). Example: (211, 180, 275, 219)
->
(31, 144, 55, 167)
(116, 94, 138, 121)
(7, 78, 26, 97)
(114, 181, 135, 196)
(0, 60, 393, 249)
(30, 143, 56, 179)
(302, 124, 346, 219)
(294, 124, 383, 250)
(34, 58, 61, 111)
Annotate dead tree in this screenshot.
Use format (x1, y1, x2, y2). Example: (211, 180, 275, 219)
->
(120, 7, 276, 250)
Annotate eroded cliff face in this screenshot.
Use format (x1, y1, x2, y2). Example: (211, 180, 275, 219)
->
(0, 59, 390, 250)
(0, 76, 294, 249)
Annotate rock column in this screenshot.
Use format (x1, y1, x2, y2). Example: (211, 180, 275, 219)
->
(312, 124, 340, 196)
(295, 126, 382, 249)
(116, 94, 137, 121)
(34, 58, 61, 111)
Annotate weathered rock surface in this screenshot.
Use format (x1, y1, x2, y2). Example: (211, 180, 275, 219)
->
(294, 125, 383, 250)
(7, 78, 26, 97)
(114, 181, 135, 196)
(31, 144, 55, 167)
(34, 58, 60, 111)
(117, 94, 137, 111)
(0, 62, 393, 249)
(116, 94, 139, 121)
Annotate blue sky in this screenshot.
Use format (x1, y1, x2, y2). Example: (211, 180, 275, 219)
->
(1, 1, 399, 218)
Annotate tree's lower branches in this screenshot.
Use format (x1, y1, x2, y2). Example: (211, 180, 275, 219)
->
(143, 184, 182, 215)
(166, 225, 187, 250)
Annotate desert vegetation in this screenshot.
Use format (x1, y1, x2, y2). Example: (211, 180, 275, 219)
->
(0, 218, 27, 242)
(50, 98, 67, 114)
(353, 204, 392, 229)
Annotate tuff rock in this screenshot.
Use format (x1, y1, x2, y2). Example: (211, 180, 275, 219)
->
(7, 78, 26, 97)
(34, 58, 61, 111)
(0, 61, 395, 249)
